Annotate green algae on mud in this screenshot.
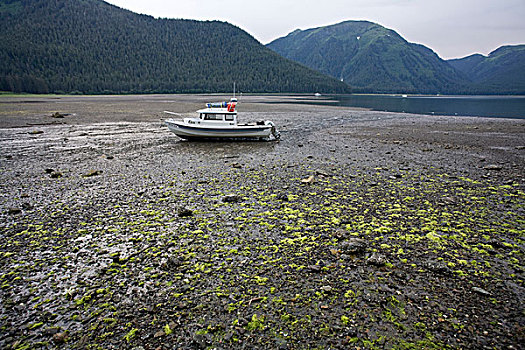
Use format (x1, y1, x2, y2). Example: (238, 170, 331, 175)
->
(0, 96, 524, 349)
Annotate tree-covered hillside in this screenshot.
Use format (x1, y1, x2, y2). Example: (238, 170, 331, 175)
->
(267, 21, 468, 94)
(448, 45, 525, 94)
(0, 0, 350, 94)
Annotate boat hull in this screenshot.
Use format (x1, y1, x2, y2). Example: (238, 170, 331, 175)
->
(165, 119, 272, 140)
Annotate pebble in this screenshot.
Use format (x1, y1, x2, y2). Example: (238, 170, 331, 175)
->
(315, 169, 330, 177)
(472, 287, 491, 296)
(320, 285, 333, 293)
(84, 170, 102, 177)
(52, 332, 68, 344)
(484, 164, 503, 171)
(301, 175, 315, 184)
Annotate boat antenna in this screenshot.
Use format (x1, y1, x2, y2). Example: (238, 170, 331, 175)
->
(233, 82, 236, 99)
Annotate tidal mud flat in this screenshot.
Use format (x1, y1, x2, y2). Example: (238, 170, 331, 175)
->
(0, 94, 524, 349)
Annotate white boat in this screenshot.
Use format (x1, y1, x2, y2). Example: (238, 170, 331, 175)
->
(164, 98, 280, 140)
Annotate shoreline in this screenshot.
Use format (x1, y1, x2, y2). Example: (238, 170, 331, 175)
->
(1, 93, 524, 129)
(0, 95, 524, 349)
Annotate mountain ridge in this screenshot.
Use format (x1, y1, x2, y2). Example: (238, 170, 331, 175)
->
(268, 21, 524, 94)
(0, 0, 350, 94)
(267, 20, 468, 94)
(447, 45, 525, 94)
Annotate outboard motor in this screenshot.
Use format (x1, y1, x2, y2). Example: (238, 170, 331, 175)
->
(265, 121, 280, 140)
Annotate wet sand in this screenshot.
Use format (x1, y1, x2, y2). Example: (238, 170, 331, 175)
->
(0, 94, 524, 349)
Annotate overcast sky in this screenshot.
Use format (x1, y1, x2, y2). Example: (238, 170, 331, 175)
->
(104, 0, 525, 59)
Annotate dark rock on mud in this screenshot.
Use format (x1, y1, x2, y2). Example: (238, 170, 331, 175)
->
(177, 207, 193, 217)
(83, 170, 102, 177)
(7, 207, 21, 215)
(366, 252, 387, 266)
(52, 332, 68, 344)
(484, 164, 503, 171)
(223, 194, 241, 203)
(472, 287, 491, 296)
(340, 238, 367, 254)
(50, 112, 65, 119)
(423, 260, 450, 274)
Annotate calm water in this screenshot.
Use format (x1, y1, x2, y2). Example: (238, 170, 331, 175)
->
(300, 95, 525, 119)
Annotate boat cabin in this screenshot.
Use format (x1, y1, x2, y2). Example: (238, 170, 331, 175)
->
(199, 111, 236, 122)
(183, 99, 238, 126)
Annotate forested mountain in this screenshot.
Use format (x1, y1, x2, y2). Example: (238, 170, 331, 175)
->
(447, 45, 525, 94)
(267, 21, 468, 94)
(0, 0, 350, 94)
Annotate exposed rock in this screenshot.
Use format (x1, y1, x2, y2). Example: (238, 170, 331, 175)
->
(320, 285, 333, 293)
(423, 260, 449, 274)
(163, 257, 184, 269)
(223, 194, 241, 203)
(52, 332, 68, 344)
(441, 196, 456, 205)
(111, 253, 122, 264)
(276, 193, 289, 201)
(367, 252, 386, 266)
(301, 175, 315, 184)
(43, 327, 60, 336)
(178, 208, 193, 217)
(472, 287, 491, 296)
(315, 169, 330, 177)
(193, 333, 211, 349)
(50, 112, 65, 118)
(83, 170, 102, 177)
(7, 208, 21, 215)
(484, 164, 503, 171)
(28, 130, 44, 135)
(340, 238, 367, 254)
(307, 265, 322, 273)
(21, 202, 33, 210)
(333, 229, 347, 241)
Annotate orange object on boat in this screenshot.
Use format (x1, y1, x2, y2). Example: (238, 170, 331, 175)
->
(227, 102, 236, 112)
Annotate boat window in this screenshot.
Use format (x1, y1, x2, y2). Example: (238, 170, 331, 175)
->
(203, 114, 224, 120)
(225, 114, 234, 121)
